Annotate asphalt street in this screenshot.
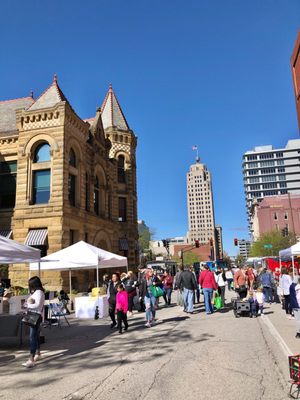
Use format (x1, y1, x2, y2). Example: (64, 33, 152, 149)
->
(0, 299, 292, 400)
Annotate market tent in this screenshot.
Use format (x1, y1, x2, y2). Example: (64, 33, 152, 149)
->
(279, 242, 300, 258)
(0, 235, 41, 263)
(29, 240, 128, 287)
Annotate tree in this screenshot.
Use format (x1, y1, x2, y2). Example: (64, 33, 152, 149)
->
(250, 230, 297, 257)
(235, 254, 245, 267)
(222, 251, 232, 267)
(173, 251, 200, 266)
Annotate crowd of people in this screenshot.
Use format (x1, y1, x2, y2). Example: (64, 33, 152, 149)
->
(21, 263, 300, 368)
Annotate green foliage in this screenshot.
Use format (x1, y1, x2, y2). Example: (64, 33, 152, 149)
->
(222, 252, 232, 267)
(173, 251, 200, 266)
(138, 228, 155, 252)
(235, 254, 246, 267)
(250, 230, 297, 257)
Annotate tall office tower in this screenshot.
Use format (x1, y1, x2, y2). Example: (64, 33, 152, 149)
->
(291, 30, 300, 132)
(187, 157, 216, 254)
(242, 139, 300, 234)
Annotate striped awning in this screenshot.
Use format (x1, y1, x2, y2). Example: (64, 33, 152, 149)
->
(0, 230, 12, 239)
(119, 238, 129, 251)
(25, 229, 48, 246)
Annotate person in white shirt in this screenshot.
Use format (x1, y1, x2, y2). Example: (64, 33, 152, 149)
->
(225, 267, 234, 291)
(279, 268, 293, 317)
(22, 276, 45, 368)
(215, 267, 226, 307)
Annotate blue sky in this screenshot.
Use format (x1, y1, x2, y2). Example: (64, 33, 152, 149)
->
(0, 1, 299, 256)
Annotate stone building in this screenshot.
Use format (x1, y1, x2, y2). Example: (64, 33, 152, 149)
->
(0, 76, 138, 290)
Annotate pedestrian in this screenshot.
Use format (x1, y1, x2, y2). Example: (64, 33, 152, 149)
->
(234, 265, 248, 299)
(259, 268, 274, 304)
(289, 275, 299, 319)
(139, 268, 157, 328)
(225, 267, 234, 291)
(102, 274, 110, 290)
(279, 268, 293, 317)
(255, 287, 265, 316)
(177, 266, 198, 314)
(214, 267, 226, 307)
(137, 267, 146, 312)
(295, 277, 300, 307)
(116, 283, 129, 334)
(174, 266, 184, 306)
(162, 270, 173, 306)
(199, 265, 217, 314)
(123, 271, 137, 316)
(246, 266, 255, 291)
(58, 290, 70, 314)
(22, 276, 45, 368)
(107, 273, 121, 329)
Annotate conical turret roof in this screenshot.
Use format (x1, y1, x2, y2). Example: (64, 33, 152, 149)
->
(28, 74, 70, 111)
(101, 84, 129, 130)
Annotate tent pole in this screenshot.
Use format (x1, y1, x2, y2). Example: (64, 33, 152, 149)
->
(279, 257, 282, 274)
(38, 261, 41, 278)
(69, 269, 72, 309)
(97, 259, 99, 288)
(292, 256, 295, 280)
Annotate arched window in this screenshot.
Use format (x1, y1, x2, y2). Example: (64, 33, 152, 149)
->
(34, 143, 51, 163)
(118, 155, 126, 183)
(94, 176, 100, 215)
(69, 148, 76, 167)
(85, 173, 90, 211)
(32, 142, 51, 204)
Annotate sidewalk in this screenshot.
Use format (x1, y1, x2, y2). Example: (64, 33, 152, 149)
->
(261, 301, 300, 355)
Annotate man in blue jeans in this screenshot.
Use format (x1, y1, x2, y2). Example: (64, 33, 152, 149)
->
(177, 266, 198, 314)
(259, 268, 274, 304)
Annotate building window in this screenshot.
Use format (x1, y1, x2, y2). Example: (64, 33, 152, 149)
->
(94, 176, 100, 215)
(0, 161, 17, 209)
(284, 212, 288, 220)
(69, 148, 76, 167)
(68, 148, 78, 207)
(118, 155, 126, 183)
(85, 173, 90, 211)
(274, 212, 278, 220)
(68, 174, 76, 206)
(32, 142, 51, 205)
(34, 143, 51, 163)
(118, 197, 127, 222)
(33, 170, 50, 204)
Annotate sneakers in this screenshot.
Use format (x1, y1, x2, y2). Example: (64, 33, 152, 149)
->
(110, 322, 117, 329)
(128, 312, 133, 317)
(34, 354, 42, 362)
(22, 360, 35, 368)
(145, 322, 151, 328)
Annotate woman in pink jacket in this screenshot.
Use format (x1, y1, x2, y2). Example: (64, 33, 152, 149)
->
(116, 283, 129, 334)
(199, 265, 217, 314)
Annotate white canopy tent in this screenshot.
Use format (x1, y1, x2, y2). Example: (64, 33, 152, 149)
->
(0, 235, 41, 264)
(279, 242, 300, 277)
(29, 240, 128, 292)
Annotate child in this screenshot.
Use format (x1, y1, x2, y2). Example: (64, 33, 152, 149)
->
(247, 290, 258, 317)
(255, 287, 264, 315)
(116, 283, 129, 334)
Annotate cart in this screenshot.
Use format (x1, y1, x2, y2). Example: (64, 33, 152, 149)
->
(289, 354, 300, 398)
(231, 297, 252, 318)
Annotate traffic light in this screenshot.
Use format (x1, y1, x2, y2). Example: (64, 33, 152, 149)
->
(195, 239, 200, 248)
(234, 238, 238, 246)
(162, 239, 167, 247)
(162, 239, 170, 249)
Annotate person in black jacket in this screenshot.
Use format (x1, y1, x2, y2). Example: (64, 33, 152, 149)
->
(107, 273, 121, 328)
(177, 266, 198, 313)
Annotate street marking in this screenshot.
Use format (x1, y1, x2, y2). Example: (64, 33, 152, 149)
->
(260, 314, 293, 357)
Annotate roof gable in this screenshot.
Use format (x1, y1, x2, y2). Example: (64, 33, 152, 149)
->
(28, 74, 69, 111)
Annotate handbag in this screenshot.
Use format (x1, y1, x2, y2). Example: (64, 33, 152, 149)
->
(22, 311, 41, 327)
(214, 293, 223, 310)
(151, 285, 164, 298)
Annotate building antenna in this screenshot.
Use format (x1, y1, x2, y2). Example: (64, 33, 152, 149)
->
(192, 145, 199, 162)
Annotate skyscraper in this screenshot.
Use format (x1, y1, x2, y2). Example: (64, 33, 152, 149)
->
(186, 156, 216, 255)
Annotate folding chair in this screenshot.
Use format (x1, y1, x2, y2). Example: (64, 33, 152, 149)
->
(49, 302, 70, 328)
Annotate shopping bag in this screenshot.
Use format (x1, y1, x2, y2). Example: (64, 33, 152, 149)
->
(211, 291, 216, 305)
(151, 285, 164, 298)
(22, 311, 41, 327)
(214, 293, 223, 310)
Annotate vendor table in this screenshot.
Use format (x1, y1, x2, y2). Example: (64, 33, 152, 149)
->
(75, 295, 109, 319)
